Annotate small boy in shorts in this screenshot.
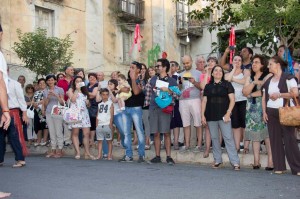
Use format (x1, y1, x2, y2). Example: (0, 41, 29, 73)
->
(96, 88, 114, 160)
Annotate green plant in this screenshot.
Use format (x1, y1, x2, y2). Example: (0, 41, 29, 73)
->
(13, 28, 73, 79)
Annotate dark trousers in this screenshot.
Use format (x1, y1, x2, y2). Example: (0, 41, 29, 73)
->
(267, 108, 300, 175)
(0, 118, 24, 163)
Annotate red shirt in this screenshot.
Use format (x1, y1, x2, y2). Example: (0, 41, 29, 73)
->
(57, 78, 73, 101)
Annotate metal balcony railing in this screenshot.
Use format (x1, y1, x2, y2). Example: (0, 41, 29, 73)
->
(176, 15, 203, 37)
(117, 0, 145, 21)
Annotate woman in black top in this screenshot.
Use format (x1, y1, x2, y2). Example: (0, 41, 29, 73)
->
(201, 65, 240, 170)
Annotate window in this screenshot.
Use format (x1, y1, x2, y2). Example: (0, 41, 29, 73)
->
(176, 2, 189, 30)
(121, 0, 136, 15)
(122, 31, 132, 63)
(180, 44, 187, 60)
(35, 6, 54, 37)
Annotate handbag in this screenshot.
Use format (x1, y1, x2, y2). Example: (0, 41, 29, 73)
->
(27, 105, 35, 119)
(63, 101, 82, 124)
(162, 105, 174, 114)
(51, 102, 67, 118)
(279, 96, 300, 126)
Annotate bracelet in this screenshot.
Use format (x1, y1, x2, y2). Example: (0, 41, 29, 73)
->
(278, 93, 281, 98)
(2, 110, 9, 113)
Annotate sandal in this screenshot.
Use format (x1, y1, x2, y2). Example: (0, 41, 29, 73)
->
(251, 164, 261, 170)
(203, 152, 209, 158)
(233, 165, 240, 171)
(211, 163, 222, 169)
(274, 170, 286, 175)
(0, 162, 3, 167)
(243, 148, 249, 154)
(75, 155, 80, 160)
(12, 161, 26, 168)
(265, 167, 274, 171)
(0, 192, 11, 198)
(46, 152, 56, 158)
(145, 145, 151, 150)
(84, 154, 96, 160)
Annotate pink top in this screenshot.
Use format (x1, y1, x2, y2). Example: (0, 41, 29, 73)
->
(200, 74, 211, 84)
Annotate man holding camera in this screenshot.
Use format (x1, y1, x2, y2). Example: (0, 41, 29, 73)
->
(179, 55, 202, 152)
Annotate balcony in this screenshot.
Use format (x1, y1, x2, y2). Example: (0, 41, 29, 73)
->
(117, 0, 145, 23)
(176, 15, 203, 37)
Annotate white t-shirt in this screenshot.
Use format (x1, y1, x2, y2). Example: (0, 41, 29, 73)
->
(0, 52, 9, 93)
(97, 100, 112, 125)
(231, 73, 247, 102)
(266, 78, 297, 108)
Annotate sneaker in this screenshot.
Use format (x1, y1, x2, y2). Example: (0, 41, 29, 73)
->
(173, 143, 179, 150)
(103, 154, 108, 160)
(166, 157, 175, 165)
(240, 145, 244, 152)
(180, 146, 190, 153)
(34, 142, 40, 147)
(193, 146, 201, 152)
(150, 156, 162, 164)
(40, 141, 47, 146)
(137, 156, 145, 163)
(64, 143, 71, 148)
(118, 155, 133, 162)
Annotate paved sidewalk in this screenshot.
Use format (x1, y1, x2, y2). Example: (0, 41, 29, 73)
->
(6, 143, 295, 170)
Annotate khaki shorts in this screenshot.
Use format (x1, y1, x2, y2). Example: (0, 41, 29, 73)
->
(179, 98, 201, 127)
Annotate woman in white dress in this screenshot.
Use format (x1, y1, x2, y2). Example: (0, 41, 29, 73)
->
(67, 76, 95, 160)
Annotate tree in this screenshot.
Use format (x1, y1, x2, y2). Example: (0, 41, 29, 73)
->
(176, 0, 300, 56)
(13, 28, 74, 79)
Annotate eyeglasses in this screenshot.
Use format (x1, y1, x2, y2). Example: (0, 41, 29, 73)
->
(155, 65, 162, 68)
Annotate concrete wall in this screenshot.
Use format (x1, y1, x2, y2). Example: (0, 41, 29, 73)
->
(0, 0, 205, 82)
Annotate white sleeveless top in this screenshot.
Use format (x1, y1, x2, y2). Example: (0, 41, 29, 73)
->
(97, 100, 112, 125)
(231, 73, 247, 102)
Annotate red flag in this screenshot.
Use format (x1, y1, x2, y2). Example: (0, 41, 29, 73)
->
(229, 26, 235, 65)
(129, 24, 143, 55)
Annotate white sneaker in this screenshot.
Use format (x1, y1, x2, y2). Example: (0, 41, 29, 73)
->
(193, 146, 201, 152)
(180, 146, 190, 152)
(40, 141, 47, 146)
(34, 142, 40, 147)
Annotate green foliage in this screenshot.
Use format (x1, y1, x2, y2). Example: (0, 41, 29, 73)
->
(175, 0, 300, 56)
(13, 28, 73, 79)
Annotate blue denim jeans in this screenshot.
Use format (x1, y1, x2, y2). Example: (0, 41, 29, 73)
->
(0, 118, 25, 163)
(114, 112, 125, 147)
(123, 106, 145, 157)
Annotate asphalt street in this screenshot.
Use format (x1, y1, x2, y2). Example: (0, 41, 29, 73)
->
(0, 153, 299, 199)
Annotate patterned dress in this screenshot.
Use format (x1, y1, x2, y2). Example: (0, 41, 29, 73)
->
(70, 93, 91, 128)
(245, 84, 268, 141)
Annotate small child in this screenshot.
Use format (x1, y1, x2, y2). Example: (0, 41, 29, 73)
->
(116, 74, 132, 111)
(96, 88, 114, 160)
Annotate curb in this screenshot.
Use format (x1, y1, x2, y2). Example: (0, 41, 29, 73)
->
(6, 144, 291, 170)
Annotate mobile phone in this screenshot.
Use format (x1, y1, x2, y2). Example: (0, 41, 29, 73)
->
(229, 45, 236, 50)
(78, 82, 85, 87)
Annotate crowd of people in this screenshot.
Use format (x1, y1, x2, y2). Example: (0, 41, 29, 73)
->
(0, 44, 300, 176)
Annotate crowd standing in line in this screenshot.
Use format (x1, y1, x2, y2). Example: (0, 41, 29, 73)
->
(0, 42, 300, 176)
